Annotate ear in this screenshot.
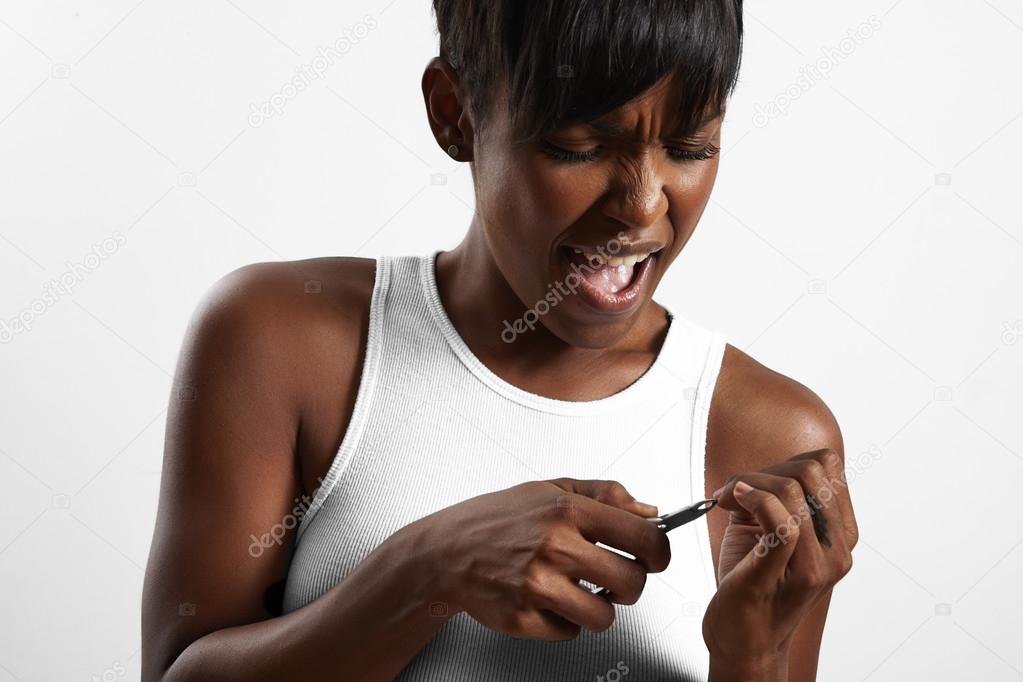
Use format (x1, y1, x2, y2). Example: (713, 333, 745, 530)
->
(421, 57, 474, 161)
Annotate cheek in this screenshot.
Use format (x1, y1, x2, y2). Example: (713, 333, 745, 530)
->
(667, 162, 720, 243)
(519, 159, 600, 229)
(483, 156, 597, 254)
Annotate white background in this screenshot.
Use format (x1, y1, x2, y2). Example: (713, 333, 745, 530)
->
(1, 1, 1022, 680)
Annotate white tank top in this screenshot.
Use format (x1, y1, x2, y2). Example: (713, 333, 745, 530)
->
(282, 251, 729, 681)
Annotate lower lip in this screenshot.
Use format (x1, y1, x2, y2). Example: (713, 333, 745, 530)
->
(556, 247, 658, 315)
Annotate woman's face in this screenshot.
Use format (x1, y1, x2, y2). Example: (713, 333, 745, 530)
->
(471, 73, 723, 349)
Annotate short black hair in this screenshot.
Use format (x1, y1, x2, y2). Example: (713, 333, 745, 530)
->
(431, 0, 744, 145)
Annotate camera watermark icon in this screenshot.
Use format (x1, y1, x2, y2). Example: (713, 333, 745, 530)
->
(177, 384, 197, 402)
(179, 602, 197, 616)
(177, 171, 197, 188)
(934, 602, 952, 616)
(933, 386, 953, 402)
(51, 63, 71, 79)
(807, 278, 827, 295)
(304, 280, 322, 294)
(52, 493, 71, 509)
(556, 64, 575, 78)
(680, 601, 703, 617)
(428, 601, 449, 617)
(1001, 320, 1023, 345)
(430, 172, 448, 186)
(934, 173, 952, 186)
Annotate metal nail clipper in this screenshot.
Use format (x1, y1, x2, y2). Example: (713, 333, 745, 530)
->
(589, 498, 717, 597)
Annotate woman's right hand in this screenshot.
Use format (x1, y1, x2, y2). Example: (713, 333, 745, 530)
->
(403, 478, 671, 640)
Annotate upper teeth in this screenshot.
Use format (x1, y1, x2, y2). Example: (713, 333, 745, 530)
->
(572, 248, 652, 267)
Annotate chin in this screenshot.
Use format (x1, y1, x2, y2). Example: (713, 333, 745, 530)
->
(539, 303, 650, 350)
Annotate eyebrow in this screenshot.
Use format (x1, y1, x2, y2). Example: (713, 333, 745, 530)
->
(586, 111, 721, 139)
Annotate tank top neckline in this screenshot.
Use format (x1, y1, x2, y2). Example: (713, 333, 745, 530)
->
(415, 249, 682, 416)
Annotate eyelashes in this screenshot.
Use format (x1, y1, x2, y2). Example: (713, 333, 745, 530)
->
(668, 142, 720, 161)
(539, 140, 721, 164)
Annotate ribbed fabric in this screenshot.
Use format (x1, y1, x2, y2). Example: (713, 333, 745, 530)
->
(282, 251, 729, 681)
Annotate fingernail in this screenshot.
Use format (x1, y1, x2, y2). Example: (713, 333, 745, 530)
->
(711, 486, 725, 499)
(734, 481, 754, 496)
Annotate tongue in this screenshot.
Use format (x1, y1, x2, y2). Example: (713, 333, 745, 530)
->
(568, 251, 635, 294)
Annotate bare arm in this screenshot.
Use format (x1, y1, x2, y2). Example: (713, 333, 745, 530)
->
(705, 345, 857, 681)
(142, 262, 451, 681)
(157, 527, 453, 681)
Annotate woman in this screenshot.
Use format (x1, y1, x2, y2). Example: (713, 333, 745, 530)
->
(142, 1, 857, 680)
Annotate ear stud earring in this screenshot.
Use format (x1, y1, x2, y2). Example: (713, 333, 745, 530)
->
(447, 144, 459, 158)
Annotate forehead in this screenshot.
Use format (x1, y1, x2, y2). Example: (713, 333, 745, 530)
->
(585, 110, 722, 138)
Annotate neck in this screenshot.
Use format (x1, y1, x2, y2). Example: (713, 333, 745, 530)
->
(433, 217, 670, 399)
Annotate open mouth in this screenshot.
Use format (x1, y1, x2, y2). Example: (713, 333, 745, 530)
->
(557, 243, 662, 315)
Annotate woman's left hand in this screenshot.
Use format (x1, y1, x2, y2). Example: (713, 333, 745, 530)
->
(702, 448, 859, 673)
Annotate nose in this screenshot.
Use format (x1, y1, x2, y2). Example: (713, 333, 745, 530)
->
(601, 152, 669, 231)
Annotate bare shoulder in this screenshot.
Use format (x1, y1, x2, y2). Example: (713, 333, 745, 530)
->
(144, 257, 378, 675)
(195, 256, 376, 340)
(181, 256, 378, 492)
(705, 343, 844, 488)
(190, 256, 376, 373)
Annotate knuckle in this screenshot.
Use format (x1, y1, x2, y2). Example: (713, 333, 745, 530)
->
(537, 527, 567, 561)
(836, 553, 854, 579)
(596, 480, 625, 504)
(781, 479, 805, 505)
(777, 516, 801, 542)
(502, 608, 528, 635)
(544, 478, 567, 493)
(793, 566, 827, 592)
(848, 522, 860, 549)
(818, 448, 842, 470)
(552, 493, 576, 519)
(512, 610, 539, 637)
(543, 534, 576, 566)
(521, 569, 547, 598)
(800, 459, 827, 481)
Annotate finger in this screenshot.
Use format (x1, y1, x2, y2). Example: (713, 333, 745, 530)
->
(561, 493, 671, 574)
(786, 449, 859, 551)
(513, 607, 582, 641)
(712, 472, 823, 577)
(558, 535, 649, 605)
(535, 609, 583, 640)
(723, 482, 801, 590)
(743, 458, 847, 555)
(526, 573, 617, 633)
(549, 478, 659, 518)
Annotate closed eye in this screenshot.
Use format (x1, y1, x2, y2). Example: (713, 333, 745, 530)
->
(666, 142, 720, 161)
(539, 140, 721, 164)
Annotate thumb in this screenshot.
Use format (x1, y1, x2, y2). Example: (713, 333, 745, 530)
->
(722, 482, 800, 591)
